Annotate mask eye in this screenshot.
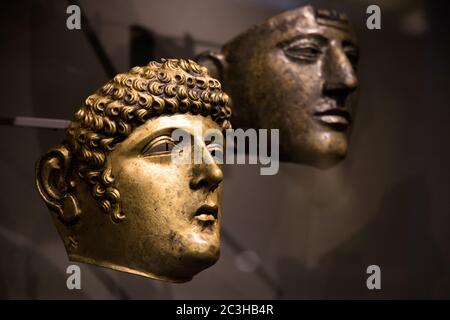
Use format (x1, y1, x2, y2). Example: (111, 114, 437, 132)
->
(283, 40, 322, 63)
(206, 143, 223, 163)
(142, 136, 177, 157)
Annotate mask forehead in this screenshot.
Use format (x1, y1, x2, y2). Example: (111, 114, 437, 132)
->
(259, 5, 357, 47)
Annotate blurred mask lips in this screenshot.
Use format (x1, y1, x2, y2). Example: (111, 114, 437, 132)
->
(313, 102, 351, 130)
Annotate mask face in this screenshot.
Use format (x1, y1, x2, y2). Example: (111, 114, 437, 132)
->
(97, 114, 224, 281)
(200, 5, 359, 168)
(36, 59, 231, 282)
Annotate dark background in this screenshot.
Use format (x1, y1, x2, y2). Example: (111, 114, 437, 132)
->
(0, 0, 449, 299)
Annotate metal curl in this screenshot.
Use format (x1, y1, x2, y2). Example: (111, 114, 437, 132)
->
(83, 112, 94, 126)
(190, 100, 202, 114)
(174, 73, 186, 85)
(163, 59, 179, 71)
(74, 108, 86, 121)
(124, 77, 134, 87)
(148, 82, 163, 95)
(100, 83, 114, 95)
(196, 77, 207, 89)
(94, 97, 110, 112)
(178, 59, 190, 72)
(103, 118, 117, 135)
(100, 137, 115, 151)
(81, 146, 92, 161)
(135, 109, 148, 123)
(222, 120, 232, 130)
(164, 98, 178, 113)
(113, 74, 125, 84)
(124, 90, 139, 104)
(87, 132, 100, 148)
(186, 76, 195, 88)
(164, 84, 177, 97)
(152, 96, 165, 113)
(220, 92, 230, 105)
(94, 183, 106, 198)
(189, 59, 203, 74)
(178, 99, 190, 113)
(101, 168, 115, 186)
(106, 187, 120, 203)
(188, 89, 199, 101)
(130, 66, 143, 74)
(137, 93, 153, 109)
(86, 171, 100, 185)
(211, 105, 221, 118)
(120, 106, 135, 121)
(112, 87, 125, 100)
(177, 86, 188, 99)
(210, 92, 220, 105)
(225, 105, 232, 117)
(85, 95, 97, 107)
(142, 68, 156, 80)
(90, 151, 106, 168)
(200, 91, 210, 103)
(99, 199, 111, 212)
(157, 71, 171, 83)
(105, 102, 121, 117)
(133, 79, 148, 91)
(111, 204, 126, 222)
(148, 61, 162, 69)
(201, 103, 212, 116)
(77, 132, 87, 144)
(118, 120, 132, 135)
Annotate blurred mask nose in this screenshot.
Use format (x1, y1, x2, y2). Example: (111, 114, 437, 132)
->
(323, 45, 358, 94)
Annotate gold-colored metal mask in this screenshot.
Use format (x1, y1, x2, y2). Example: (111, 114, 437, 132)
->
(197, 5, 359, 168)
(35, 59, 232, 282)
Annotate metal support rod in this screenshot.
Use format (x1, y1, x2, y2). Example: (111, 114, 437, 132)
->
(0, 116, 69, 129)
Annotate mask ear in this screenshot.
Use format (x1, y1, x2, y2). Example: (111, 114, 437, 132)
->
(35, 145, 81, 223)
(195, 51, 227, 83)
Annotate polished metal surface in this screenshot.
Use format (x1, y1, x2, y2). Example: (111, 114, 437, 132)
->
(35, 58, 232, 282)
(198, 5, 359, 168)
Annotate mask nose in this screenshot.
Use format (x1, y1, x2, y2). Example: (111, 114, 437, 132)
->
(189, 147, 223, 192)
(322, 44, 358, 94)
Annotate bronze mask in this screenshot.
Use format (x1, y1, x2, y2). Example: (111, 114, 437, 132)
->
(197, 5, 359, 168)
(36, 59, 232, 282)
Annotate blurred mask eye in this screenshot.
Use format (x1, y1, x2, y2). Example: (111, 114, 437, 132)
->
(282, 39, 323, 63)
(142, 136, 176, 157)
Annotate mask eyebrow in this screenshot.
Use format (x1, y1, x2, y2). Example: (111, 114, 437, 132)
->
(139, 127, 195, 155)
(135, 127, 177, 153)
(342, 39, 359, 50)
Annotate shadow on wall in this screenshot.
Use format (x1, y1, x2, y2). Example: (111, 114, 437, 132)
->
(277, 175, 449, 299)
(130, 25, 196, 66)
(0, 225, 88, 299)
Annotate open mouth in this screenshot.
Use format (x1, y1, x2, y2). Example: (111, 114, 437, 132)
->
(314, 108, 351, 131)
(194, 204, 218, 228)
